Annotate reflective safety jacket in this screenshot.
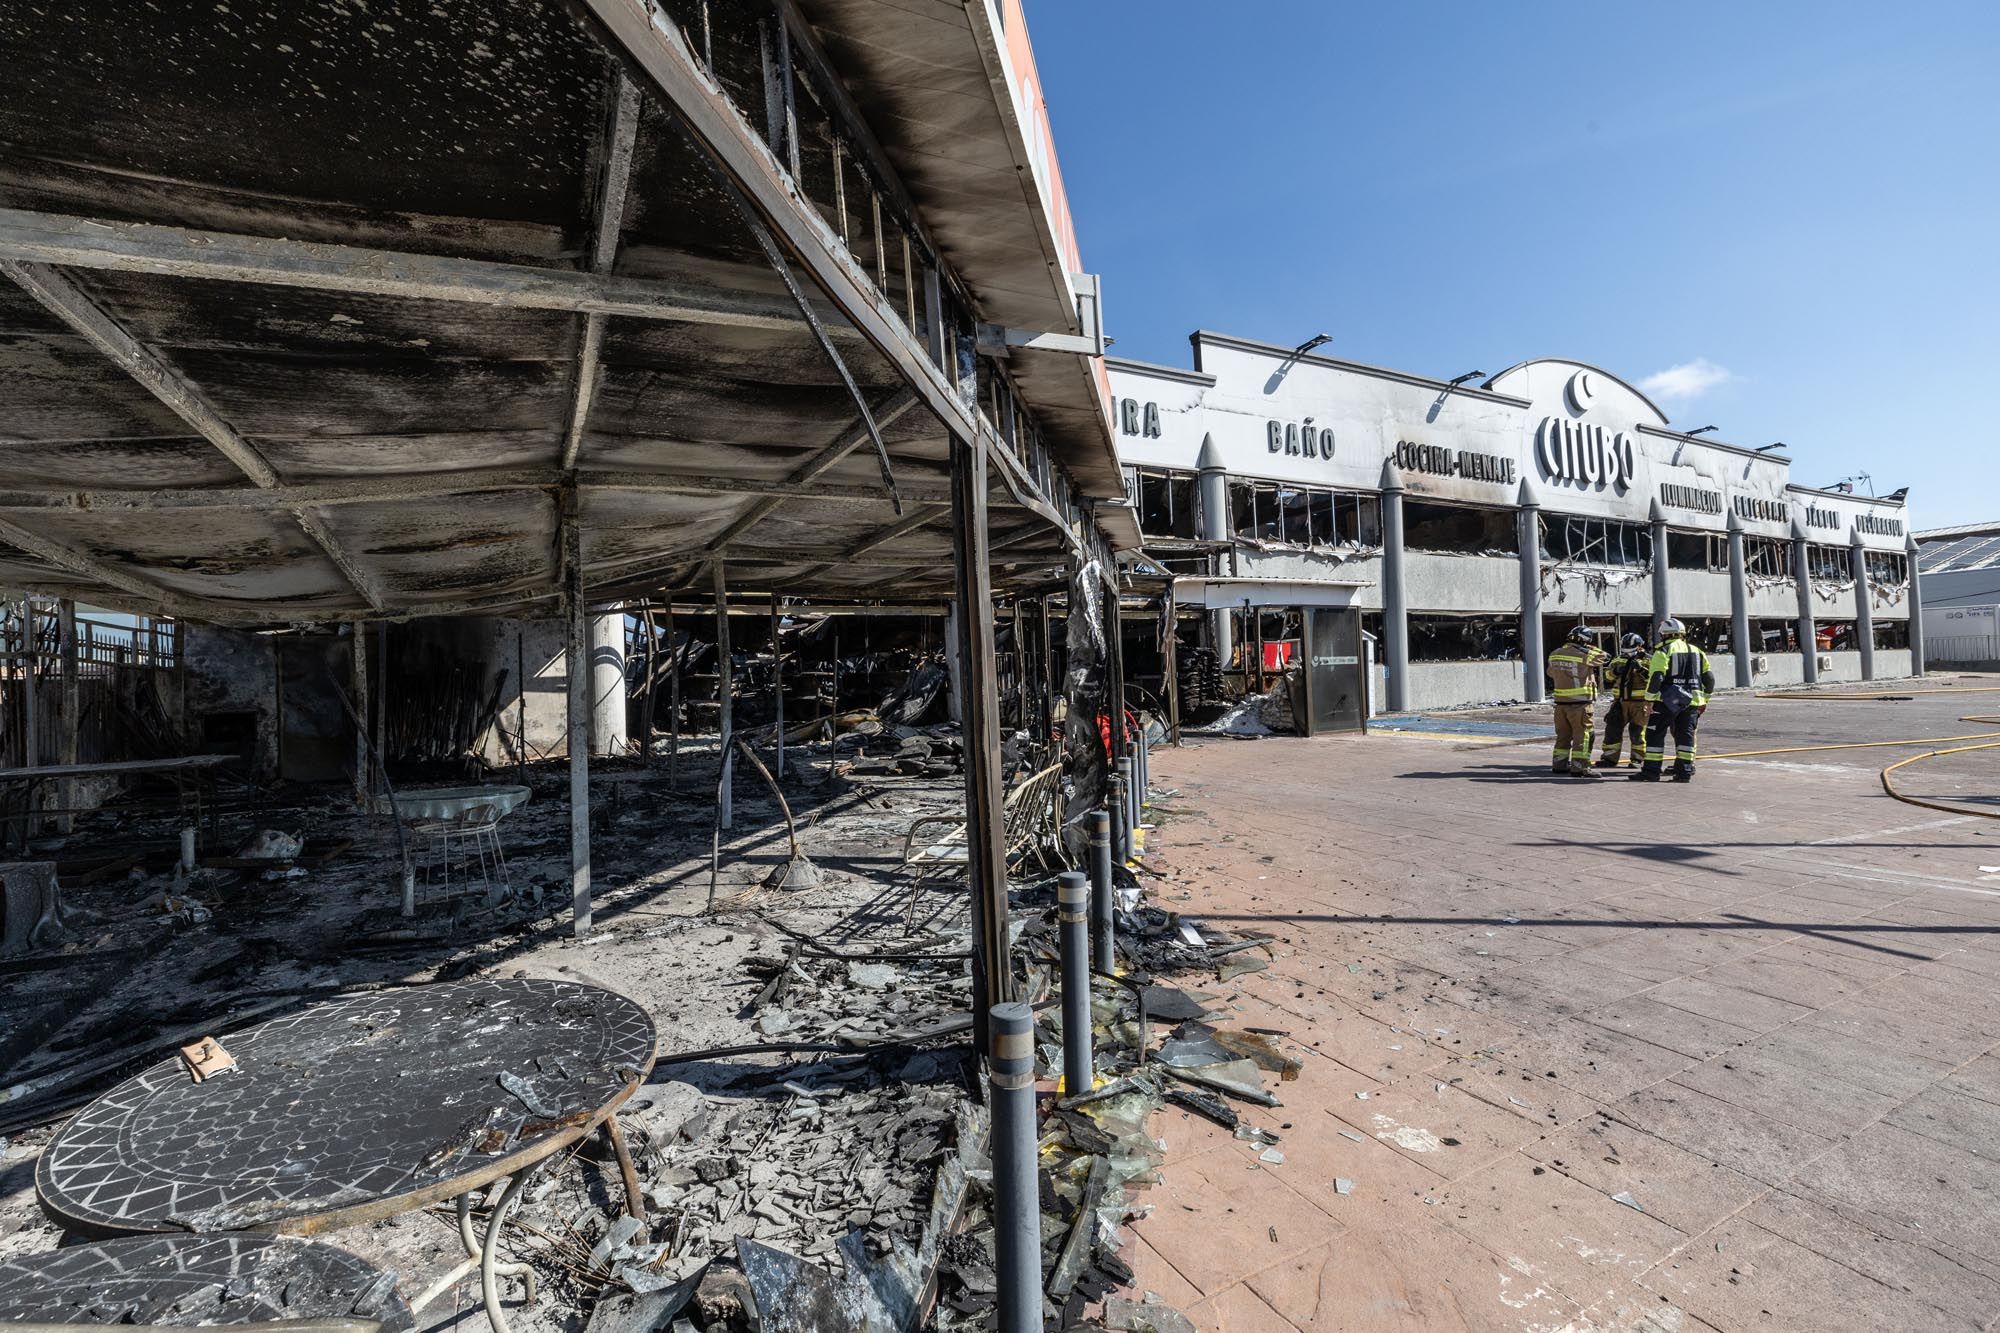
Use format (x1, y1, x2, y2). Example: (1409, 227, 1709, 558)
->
(1605, 651, 1651, 702)
(1547, 641, 1608, 702)
(1645, 637, 1715, 710)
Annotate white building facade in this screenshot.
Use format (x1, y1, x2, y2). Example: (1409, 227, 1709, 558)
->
(1112, 332, 1920, 713)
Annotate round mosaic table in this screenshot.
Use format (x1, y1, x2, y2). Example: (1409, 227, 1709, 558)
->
(0, 1233, 413, 1332)
(37, 978, 656, 1332)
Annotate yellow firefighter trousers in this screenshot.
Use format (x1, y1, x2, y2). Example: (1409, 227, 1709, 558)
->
(1552, 702, 1595, 771)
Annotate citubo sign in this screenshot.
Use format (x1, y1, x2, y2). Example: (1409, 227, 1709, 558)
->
(1535, 416, 1635, 493)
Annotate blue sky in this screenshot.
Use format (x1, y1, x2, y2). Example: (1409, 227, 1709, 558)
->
(1027, 2, 2000, 528)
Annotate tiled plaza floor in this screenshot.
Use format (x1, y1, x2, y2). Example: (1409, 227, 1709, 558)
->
(1129, 677, 2000, 1331)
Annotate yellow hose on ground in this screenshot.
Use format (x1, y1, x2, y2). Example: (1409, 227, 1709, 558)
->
(1708, 694, 2000, 819)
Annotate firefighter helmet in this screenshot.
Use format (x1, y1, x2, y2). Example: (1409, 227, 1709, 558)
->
(1568, 625, 1597, 644)
(1658, 616, 1686, 637)
(1621, 633, 1646, 651)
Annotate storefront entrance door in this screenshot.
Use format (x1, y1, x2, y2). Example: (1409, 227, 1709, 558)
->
(1302, 607, 1366, 735)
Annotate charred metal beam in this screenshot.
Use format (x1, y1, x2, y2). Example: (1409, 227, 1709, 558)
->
(2, 260, 386, 609)
(949, 428, 1014, 1048)
(2, 261, 280, 487)
(0, 513, 201, 616)
(576, 0, 980, 468)
(0, 470, 954, 513)
(0, 208, 824, 332)
(706, 388, 922, 550)
(559, 74, 644, 472)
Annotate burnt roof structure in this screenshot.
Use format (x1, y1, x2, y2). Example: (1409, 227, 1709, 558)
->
(0, 0, 1131, 625)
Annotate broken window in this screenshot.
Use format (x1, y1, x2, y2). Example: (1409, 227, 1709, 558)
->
(1405, 500, 1514, 554)
(1756, 619, 1801, 653)
(1228, 479, 1256, 537)
(1539, 514, 1654, 568)
(1806, 544, 1853, 582)
(1409, 613, 1518, 662)
(1818, 620, 1860, 651)
(1873, 620, 1911, 649)
(1126, 467, 1198, 539)
(1667, 531, 1729, 572)
(1744, 537, 1793, 579)
(1222, 481, 1380, 550)
(1681, 617, 1732, 652)
(1864, 551, 1909, 586)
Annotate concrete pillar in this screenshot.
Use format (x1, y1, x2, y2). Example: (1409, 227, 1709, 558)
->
(1649, 499, 1671, 629)
(588, 608, 628, 756)
(1791, 521, 1818, 685)
(1725, 515, 1752, 688)
(1850, 532, 1875, 681)
(1195, 433, 1234, 665)
(1516, 479, 1545, 705)
(1906, 534, 1926, 677)
(1379, 460, 1410, 711)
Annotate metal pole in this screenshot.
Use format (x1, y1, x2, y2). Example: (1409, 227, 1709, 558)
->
(666, 600, 680, 786)
(1517, 480, 1546, 704)
(640, 599, 656, 768)
(1058, 870, 1093, 1096)
(987, 1000, 1040, 1333)
(350, 621, 368, 807)
(1107, 776, 1129, 866)
(714, 563, 734, 832)
(1116, 756, 1137, 844)
(771, 599, 784, 780)
(1851, 533, 1876, 681)
(951, 428, 1013, 1049)
(57, 598, 77, 835)
(563, 486, 592, 936)
(1088, 810, 1114, 973)
(1727, 517, 1753, 688)
(1195, 433, 1233, 665)
(1380, 461, 1409, 711)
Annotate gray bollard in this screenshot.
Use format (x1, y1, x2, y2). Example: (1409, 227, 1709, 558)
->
(1116, 756, 1137, 840)
(1088, 810, 1115, 974)
(1107, 777, 1129, 866)
(1057, 871, 1094, 1096)
(179, 826, 197, 873)
(988, 1001, 1040, 1333)
(1138, 732, 1150, 809)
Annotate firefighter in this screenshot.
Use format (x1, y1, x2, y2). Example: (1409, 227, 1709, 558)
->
(1547, 625, 1608, 777)
(1630, 617, 1715, 783)
(1596, 632, 1652, 768)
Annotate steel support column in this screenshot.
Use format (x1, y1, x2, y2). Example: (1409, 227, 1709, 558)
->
(350, 621, 369, 806)
(562, 488, 593, 936)
(1380, 461, 1409, 712)
(1517, 479, 1545, 705)
(950, 429, 1013, 1050)
(1726, 516, 1753, 689)
(714, 563, 734, 831)
(57, 599, 77, 834)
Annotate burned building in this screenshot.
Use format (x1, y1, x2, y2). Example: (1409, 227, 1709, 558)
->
(1112, 335, 1920, 718)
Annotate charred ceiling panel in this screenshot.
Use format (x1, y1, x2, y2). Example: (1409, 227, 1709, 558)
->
(0, 0, 1097, 622)
(0, 0, 610, 235)
(33, 509, 348, 606)
(329, 492, 557, 603)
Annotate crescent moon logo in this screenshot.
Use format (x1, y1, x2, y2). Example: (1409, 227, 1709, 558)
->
(1565, 370, 1598, 414)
